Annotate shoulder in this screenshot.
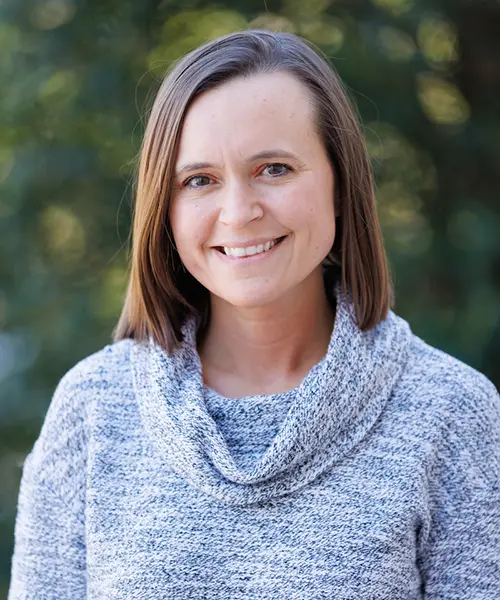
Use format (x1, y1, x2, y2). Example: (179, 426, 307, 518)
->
(383, 308, 498, 414)
(55, 338, 134, 394)
(404, 332, 498, 405)
(40, 337, 136, 440)
(26, 339, 135, 483)
(399, 331, 500, 493)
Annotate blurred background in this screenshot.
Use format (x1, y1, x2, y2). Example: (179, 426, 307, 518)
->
(1, 0, 499, 593)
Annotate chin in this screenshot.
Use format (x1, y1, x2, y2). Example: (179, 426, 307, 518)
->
(214, 284, 284, 309)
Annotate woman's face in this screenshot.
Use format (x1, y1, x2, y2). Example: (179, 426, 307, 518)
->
(170, 71, 337, 309)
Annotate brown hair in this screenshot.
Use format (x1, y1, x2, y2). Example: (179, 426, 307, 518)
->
(113, 29, 393, 353)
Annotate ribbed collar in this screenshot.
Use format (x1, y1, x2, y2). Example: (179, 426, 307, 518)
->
(130, 281, 412, 506)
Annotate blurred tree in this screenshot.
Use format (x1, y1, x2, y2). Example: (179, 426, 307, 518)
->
(1, 0, 499, 594)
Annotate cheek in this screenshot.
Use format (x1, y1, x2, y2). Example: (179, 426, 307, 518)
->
(291, 190, 336, 263)
(283, 182, 335, 240)
(170, 201, 214, 258)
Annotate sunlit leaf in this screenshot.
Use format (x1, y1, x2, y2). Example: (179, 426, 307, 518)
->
(377, 26, 416, 61)
(39, 205, 86, 269)
(416, 72, 470, 125)
(248, 14, 296, 33)
(417, 15, 459, 66)
(148, 10, 247, 76)
(300, 17, 345, 51)
(30, 1, 77, 31)
(37, 69, 81, 110)
(283, 0, 333, 20)
(370, 0, 414, 16)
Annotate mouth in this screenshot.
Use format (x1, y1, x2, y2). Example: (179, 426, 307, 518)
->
(213, 235, 288, 258)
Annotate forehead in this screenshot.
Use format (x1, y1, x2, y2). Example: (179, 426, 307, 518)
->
(176, 72, 317, 161)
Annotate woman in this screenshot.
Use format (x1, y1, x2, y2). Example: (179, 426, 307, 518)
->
(9, 30, 500, 599)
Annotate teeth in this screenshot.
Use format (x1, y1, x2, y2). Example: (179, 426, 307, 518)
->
(224, 238, 279, 257)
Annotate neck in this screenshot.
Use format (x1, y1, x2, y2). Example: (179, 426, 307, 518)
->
(198, 268, 336, 395)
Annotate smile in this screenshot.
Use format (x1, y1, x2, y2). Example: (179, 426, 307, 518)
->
(213, 236, 287, 258)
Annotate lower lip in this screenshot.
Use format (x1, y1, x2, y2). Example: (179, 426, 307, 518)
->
(213, 237, 287, 264)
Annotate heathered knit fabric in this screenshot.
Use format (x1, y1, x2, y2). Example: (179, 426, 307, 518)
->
(8, 282, 500, 599)
(203, 386, 295, 473)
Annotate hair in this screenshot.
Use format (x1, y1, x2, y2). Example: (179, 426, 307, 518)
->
(113, 29, 394, 353)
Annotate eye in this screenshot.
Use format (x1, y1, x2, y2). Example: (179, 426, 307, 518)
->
(261, 163, 292, 177)
(182, 175, 213, 189)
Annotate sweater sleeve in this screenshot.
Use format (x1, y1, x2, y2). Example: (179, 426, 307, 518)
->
(418, 373, 500, 599)
(8, 364, 89, 600)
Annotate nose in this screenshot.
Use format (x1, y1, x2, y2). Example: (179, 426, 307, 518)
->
(218, 178, 263, 227)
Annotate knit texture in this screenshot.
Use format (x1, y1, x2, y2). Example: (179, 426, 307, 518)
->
(8, 282, 500, 599)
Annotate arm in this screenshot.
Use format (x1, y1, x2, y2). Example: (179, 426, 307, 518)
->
(8, 456, 87, 599)
(8, 365, 89, 599)
(418, 375, 500, 598)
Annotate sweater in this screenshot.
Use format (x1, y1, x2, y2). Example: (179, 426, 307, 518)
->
(8, 281, 500, 599)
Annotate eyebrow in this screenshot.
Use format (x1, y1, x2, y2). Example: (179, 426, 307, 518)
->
(175, 149, 301, 177)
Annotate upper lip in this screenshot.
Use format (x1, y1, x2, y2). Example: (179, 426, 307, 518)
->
(211, 236, 286, 249)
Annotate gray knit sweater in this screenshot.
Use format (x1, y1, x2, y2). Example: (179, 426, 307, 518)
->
(8, 284, 500, 599)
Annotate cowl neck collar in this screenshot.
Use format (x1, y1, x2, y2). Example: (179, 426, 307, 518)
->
(130, 281, 412, 506)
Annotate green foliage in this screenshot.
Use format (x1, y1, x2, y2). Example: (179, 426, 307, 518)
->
(1, 0, 499, 592)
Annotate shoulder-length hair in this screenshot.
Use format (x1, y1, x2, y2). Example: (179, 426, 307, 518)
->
(113, 29, 393, 353)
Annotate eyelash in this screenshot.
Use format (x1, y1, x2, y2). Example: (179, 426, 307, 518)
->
(181, 162, 293, 189)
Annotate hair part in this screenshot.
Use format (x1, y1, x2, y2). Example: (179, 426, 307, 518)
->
(113, 29, 394, 353)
